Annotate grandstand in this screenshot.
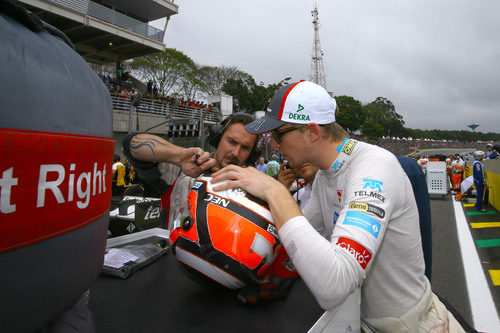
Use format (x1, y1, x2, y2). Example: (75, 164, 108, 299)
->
(17, 0, 220, 150)
(18, 0, 177, 63)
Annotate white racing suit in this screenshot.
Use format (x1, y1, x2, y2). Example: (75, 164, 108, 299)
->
(279, 139, 463, 332)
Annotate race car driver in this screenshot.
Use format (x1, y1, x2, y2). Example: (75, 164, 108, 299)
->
(211, 81, 464, 331)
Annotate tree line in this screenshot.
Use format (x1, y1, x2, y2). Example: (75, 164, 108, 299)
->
(93, 48, 498, 142)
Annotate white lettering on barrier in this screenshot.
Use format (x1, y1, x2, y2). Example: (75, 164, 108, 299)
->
(0, 163, 107, 214)
(37, 164, 66, 207)
(76, 172, 91, 209)
(0, 167, 18, 214)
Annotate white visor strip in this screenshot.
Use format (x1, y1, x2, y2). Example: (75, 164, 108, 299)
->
(176, 247, 245, 289)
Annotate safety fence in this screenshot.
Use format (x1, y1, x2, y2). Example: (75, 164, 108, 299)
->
(110, 93, 222, 123)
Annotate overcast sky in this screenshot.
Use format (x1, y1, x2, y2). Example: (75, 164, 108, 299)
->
(151, 0, 500, 134)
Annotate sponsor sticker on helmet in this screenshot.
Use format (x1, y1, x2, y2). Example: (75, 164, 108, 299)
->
(267, 224, 278, 238)
(342, 210, 381, 238)
(336, 237, 372, 269)
(192, 181, 203, 189)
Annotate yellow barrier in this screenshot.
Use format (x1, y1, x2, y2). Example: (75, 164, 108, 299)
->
(484, 159, 500, 211)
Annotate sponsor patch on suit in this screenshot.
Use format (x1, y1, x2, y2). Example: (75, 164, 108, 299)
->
(343, 210, 381, 238)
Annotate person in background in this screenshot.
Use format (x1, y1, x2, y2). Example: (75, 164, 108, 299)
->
(265, 154, 280, 179)
(256, 157, 267, 173)
(278, 163, 319, 211)
(112, 154, 126, 196)
(486, 143, 498, 159)
(473, 151, 487, 212)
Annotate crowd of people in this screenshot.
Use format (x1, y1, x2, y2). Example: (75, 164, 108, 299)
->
(98, 74, 221, 118)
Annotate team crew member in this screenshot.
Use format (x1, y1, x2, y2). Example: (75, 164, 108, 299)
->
(123, 113, 298, 303)
(473, 151, 487, 212)
(112, 154, 126, 196)
(211, 81, 463, 331)
(486, 143, 498, 159)
(123, 113, 257, 230)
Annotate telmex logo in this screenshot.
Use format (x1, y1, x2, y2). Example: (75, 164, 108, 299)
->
(353, 190, 385, 203)
(341, 140, 357, 155)
(336, 237, 372, 270)
(362, 178, 383, 192)
(348, 201, 385, 219)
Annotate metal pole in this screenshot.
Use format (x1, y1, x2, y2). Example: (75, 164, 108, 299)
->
(199, 110, 205, 149)
(128, 104, 133, 134)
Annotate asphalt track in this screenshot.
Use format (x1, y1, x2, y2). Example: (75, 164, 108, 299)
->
(430, 196, 474, 327)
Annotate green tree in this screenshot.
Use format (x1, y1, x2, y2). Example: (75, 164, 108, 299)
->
(334, 95, 364, 133)
(131, 48, 197, 96)
(363, 97, 405, 137)
(361, 120, 384, 141)
(198, 66, 251, 96)
(222, 77, 291, 113)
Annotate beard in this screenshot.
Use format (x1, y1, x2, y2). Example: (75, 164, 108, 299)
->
(216, 152, 241, 168)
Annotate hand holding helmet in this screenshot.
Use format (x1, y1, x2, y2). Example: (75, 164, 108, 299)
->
(179, 147, 217, 177)
(211, 164, 284, 202)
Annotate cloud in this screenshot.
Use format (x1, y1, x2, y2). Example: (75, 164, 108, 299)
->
(153, 0, 500, 133)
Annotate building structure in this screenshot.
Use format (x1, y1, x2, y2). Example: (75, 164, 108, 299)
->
(18, 0, 178, 63)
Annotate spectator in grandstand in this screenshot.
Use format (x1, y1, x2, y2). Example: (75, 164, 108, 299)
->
(117, 64, 125, 82)
(473, 151, 487, 212)
(152, 84, 158, 98)
(147, 80, 153, 95)
(256, 157, 267, 173)
(486, 143, 499, 159)
(265, 154, 280, 179)
(112, 154, 126, 197)
(211, 80, 464, 331)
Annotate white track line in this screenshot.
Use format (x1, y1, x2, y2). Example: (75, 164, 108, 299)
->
(452, 200, 500, 332)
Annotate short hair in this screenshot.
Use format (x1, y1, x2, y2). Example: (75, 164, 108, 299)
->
(320, 122, 350, 142)
(113, 154, 120, 162)
(221, 113, 256, 132)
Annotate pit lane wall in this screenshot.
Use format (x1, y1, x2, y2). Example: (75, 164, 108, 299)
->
(465, 159, 500, 211)
(484, 159, 500, 211)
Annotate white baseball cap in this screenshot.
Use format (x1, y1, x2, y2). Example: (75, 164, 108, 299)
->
(245, 80, 336, 134)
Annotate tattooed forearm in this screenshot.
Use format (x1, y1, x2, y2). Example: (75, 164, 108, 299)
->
(130, 136, 168, 158)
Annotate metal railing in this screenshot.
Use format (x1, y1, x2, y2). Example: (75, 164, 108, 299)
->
(44, 0, 164, 42)
(111, 93, 222, 123)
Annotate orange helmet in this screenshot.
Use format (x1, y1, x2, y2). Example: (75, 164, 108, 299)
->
(169, 175, 280, 289)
